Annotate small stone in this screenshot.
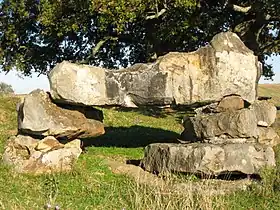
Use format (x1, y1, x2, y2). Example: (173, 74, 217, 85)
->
(250, 100, 277, 127)
(44, 203, 51, 209)
(258, 121, 269, 127)
(64, 139, 81, 149)
(257, 127, 280, 147)
(216, 95, 245, 112)
(35, 136, 63, 152)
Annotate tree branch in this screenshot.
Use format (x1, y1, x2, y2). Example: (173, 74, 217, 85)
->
(260, 39, 280, 53)
(92, 36, 118, 56)
(146, 8, 167, 20)
(232, 4, 251, 13)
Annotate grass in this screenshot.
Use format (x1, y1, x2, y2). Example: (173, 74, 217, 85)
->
(0, 87, 280, 209)
(258, 84, 280, 106)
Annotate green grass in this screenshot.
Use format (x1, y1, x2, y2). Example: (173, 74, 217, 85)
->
(0, 87, 280, 209)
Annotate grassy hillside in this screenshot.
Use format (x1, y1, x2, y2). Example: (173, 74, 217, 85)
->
(258, 84, 280, 106)
(0, 91, 280, 209)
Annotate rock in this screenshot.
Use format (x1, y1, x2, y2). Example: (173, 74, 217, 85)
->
(141, 143, 276, 176)
(48, 62, 107, 106)
(216, 95, 245, 112)
(194, 95, 245, 114)
(250, 100, 277, 127)
(35, 136, 64, 152)
(182, 109, 258, 141)
(194, 102, 219, 114)
(49, 32, 258, 107)
(18, 89, 105, 139)
(2, 135, 39, 171)
(25, 147, 82, 175)
(2, 135, 82, 174)
(257, 127, 280, 147)
(64, 139, 81, 148)
(204, 136, 256, 144)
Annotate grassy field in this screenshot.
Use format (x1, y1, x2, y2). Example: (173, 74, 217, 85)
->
(0, 86, 280, 209)
(258, 84, 280, 106)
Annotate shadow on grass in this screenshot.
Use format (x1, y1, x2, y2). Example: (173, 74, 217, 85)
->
(82, 125, 180, 148)
(101, 105, 196, 119)
(103, 106, 195, 125)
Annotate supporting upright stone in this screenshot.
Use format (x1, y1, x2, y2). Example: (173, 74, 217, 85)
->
(18, 89, 105, 140)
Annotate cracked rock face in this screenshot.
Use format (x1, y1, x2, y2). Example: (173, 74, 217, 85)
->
(48, 32, 259, 107)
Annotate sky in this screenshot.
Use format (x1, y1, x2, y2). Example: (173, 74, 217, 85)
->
(0, 55, 279, 94)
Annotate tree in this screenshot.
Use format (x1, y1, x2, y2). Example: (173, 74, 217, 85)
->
(0, 82, 14, 94)
(0, 0, 279, 79)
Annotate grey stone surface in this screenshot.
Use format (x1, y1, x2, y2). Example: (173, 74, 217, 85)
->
(216, 95, 245, 112)
(182, 109, 258, 141)
(48, 32, 258, 107)
(141, 143, 276, 176)
(48, 62, 107, 106)
(18, 89, 105, 139)
(257, 127, 280, 147)
(250, 100, 277, 127)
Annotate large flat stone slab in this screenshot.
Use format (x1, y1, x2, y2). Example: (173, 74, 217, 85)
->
(48, 32, 259, 107)
(141, 143, 275, 176)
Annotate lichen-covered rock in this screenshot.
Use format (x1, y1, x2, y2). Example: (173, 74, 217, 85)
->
(257, 127, 280, 147)
(35, 136, 64, 152)
(216, 95, 245, 112)
(17, 89, 105, 140)
(182, 109, 258, 141)
(250, 100, 277, 127)
(48, 32, 259, 107)
(2, 135, 82, 175)
(141, 143, 276, 176)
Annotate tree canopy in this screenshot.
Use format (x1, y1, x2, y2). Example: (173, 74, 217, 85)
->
(0, 82, 14, 94)
(0, 0, 279, 78)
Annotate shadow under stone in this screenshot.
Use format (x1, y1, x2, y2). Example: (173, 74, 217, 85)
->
(82, 125, 180, 148)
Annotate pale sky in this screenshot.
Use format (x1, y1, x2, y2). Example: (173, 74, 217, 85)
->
(0, 56, 279, 94)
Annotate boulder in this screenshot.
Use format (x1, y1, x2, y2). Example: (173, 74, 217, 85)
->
(182, 109, 258, 141)
(141, 143, 276, 176)
(2, 135, 82, 174)
(194, 95, 245, 114)
(48, 32, 259, 107)
(216, 95, 245, 112)
(17, 89, 105, 140)
(257, 127, 280, 147)
(250, 100, 277, 127)
(48, 62, 107, 106)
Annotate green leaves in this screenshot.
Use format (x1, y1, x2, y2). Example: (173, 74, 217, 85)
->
(0, 0, 279, 79)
